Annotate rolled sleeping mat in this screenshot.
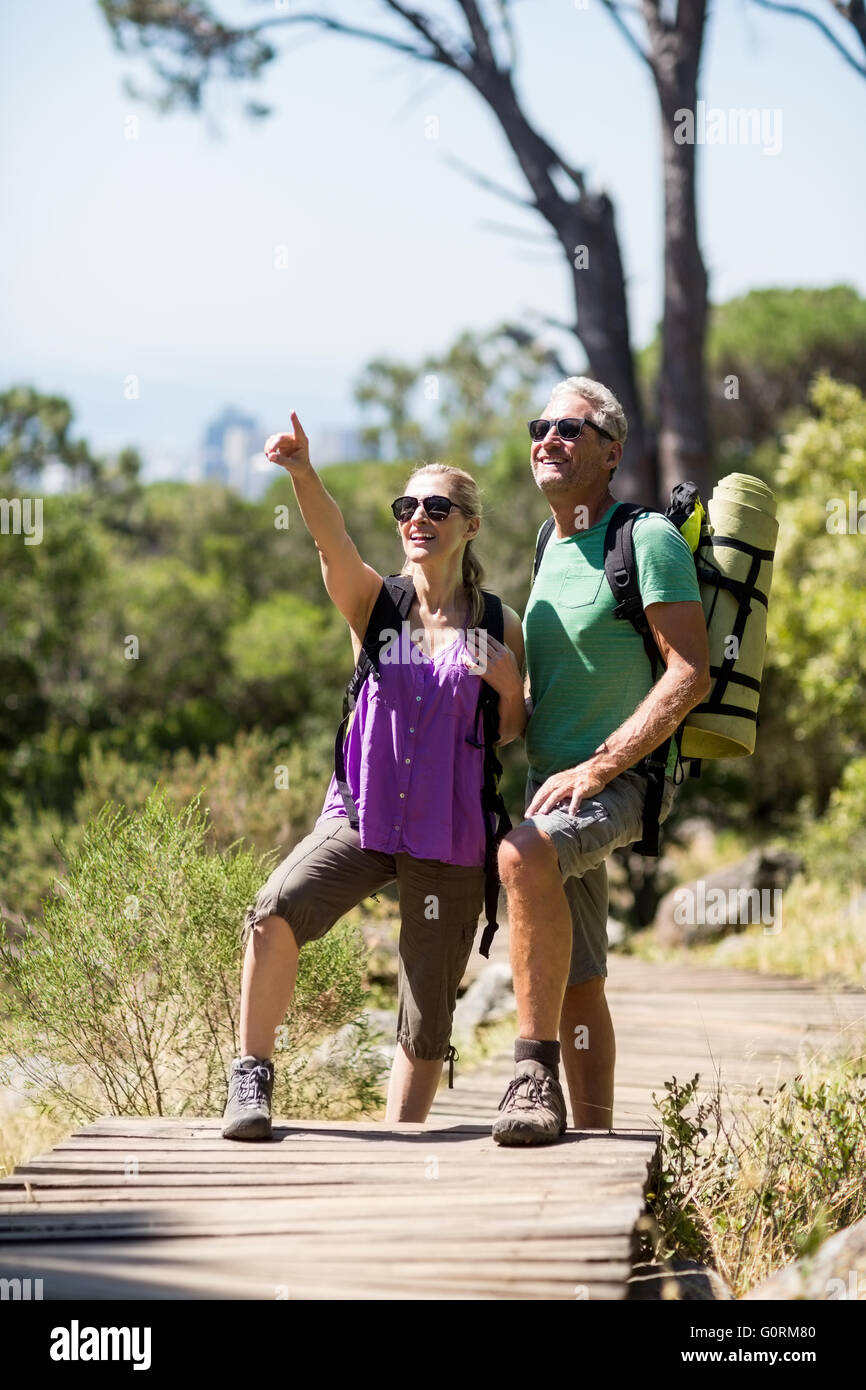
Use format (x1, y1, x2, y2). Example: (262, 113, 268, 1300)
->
(680, 473, 779, 759)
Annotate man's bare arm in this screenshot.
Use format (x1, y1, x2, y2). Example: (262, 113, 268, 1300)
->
(525, 599, 711, 816)
(586, 599, 711, 784)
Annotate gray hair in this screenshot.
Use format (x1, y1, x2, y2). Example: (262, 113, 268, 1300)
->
(548, 375, 628, 446)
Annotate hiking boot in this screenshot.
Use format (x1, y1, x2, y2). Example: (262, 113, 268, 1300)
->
(222, 1055, 274, 1141)
(492, 1059, 568, 1146)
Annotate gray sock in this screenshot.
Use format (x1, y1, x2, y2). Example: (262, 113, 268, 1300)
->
(515, 1038, 560, 1078)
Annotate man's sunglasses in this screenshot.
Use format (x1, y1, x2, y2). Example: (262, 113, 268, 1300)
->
(528, 416, 616, 443)
(391, 495, 467, 523)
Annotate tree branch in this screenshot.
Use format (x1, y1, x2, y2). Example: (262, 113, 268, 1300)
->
(440, 151, 537, 209)
(600, 0, 652, 66)
(256, 11, 451, 67)
(377, 0, 471, 68)
(493, 0, 518, 71)
(454, 0, 499, 68)
(832, 1, 866, 59)
(477, 218, 558, 242)
(751, 0, 866, 77)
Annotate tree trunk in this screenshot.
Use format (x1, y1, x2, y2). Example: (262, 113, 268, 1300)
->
(471, 69, 657, 503)
(567, 193, 654, 504)
(644, 1, 711, 500)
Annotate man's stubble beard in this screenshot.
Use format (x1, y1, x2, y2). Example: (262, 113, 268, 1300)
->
(533, 457, 584, 495)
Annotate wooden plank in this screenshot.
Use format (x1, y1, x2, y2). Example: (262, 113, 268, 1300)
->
(13, 1150, 645, 1168)
(0, 1213, 641, 1247)
(0, 1257, 629, 1301)
(67, 1121, 663, 1144)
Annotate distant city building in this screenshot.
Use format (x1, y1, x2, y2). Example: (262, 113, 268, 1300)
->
(200, 406, 270, 500)
(196, 411, 372, 498)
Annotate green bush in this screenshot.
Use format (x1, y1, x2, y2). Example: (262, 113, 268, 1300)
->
(795, 755, 866, 890)
(0, 727, 335, 927)
(0, 787, 385, 1122)
(647, 1055, 866, 1296)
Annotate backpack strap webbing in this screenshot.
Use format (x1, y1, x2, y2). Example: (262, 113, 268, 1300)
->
(532, 517, 556, 583)
(602, 502, 673, 856)
(474, 590, 512, 958)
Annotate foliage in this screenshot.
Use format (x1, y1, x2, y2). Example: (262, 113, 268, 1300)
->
(647, 1055, 866, 1296)
(354, 322, 565, 470)
(0, 788, 385, 1121)
(794, 757, 866, 893)
(707, 286, 866, 450)
(753, 374, 866, 816)
(0, 726, 335, 945)
(3, 336, 866, 933)
(638, 285, 866, 464)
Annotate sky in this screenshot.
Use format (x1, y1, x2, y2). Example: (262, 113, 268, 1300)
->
(2, 0, 864, 478)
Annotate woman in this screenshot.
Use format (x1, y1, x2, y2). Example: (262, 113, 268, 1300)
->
(222, 410, 526, 1140)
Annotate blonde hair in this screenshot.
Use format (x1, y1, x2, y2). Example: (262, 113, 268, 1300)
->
(400, 463, 485, 628)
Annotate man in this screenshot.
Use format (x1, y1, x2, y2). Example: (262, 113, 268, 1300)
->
(492, 375, 711, 1145)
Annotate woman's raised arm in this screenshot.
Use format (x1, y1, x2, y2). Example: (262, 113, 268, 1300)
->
(266, 410, 383, 640)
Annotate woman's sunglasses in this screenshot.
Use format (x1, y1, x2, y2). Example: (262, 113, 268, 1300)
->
(528, 416, 616, 443)
(391, 495, 467, 523)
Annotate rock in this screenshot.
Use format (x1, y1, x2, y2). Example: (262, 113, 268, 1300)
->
(743, 1217, 866, 1300)
(674, 817, 718, 858)
(627, 1259, 734, 1301)
(607, 916, 627, 948)
(653, 848, 804, 947)
(306, 1009, 397, 1070)
(452, 963, 515, 1034)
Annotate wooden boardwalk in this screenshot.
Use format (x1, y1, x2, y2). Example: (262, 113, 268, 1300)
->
(0, 958, 862, 1300)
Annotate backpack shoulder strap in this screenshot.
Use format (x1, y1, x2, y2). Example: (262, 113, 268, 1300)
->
(603, 503, 674, 858)
(603, 502, 663, 677)
(473, 588, 511, 959)
(532, 518, 556, 582)
(335, 575, 415, 828)
(480, 588, 504, 644)
(344, 575, 414, 718)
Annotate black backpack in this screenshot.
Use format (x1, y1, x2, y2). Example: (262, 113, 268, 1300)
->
(532, 494, 699, 856)
(334, 575, 512, 957)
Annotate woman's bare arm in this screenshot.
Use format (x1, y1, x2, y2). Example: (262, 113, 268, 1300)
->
(266, 411, 382, 640)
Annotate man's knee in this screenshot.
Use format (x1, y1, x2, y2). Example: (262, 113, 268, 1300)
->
(562, 975, 606, 1004)
(497, 824, 560, 888)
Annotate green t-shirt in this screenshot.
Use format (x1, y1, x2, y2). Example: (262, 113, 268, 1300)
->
(524, 502, 701, 782)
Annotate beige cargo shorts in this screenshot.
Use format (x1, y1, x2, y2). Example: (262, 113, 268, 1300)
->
(520, 767, 677, 984)
(242, 819, 485, 1062)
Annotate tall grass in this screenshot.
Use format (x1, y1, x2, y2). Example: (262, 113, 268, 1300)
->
(646, 1042, 866, 1296)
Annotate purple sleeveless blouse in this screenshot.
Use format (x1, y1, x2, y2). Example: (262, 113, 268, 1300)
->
(317, 622, 488, 866)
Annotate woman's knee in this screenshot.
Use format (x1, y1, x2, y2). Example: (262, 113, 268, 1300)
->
(245, 912, 300, 952)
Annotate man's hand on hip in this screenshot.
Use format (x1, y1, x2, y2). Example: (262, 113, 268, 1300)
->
(525, 760, 610, 818)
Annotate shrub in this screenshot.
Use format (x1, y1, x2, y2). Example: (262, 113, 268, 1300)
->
(646, 1054, 866, 1296)
(0, 787, 385, 1122)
